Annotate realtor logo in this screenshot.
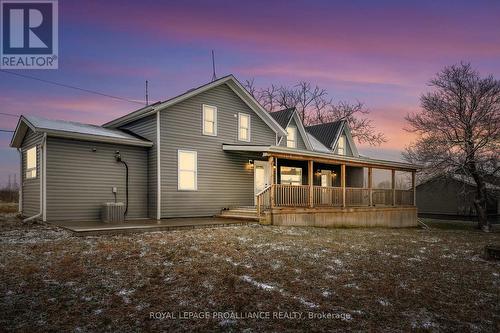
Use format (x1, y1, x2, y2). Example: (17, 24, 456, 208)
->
(1, 0, 58, 69)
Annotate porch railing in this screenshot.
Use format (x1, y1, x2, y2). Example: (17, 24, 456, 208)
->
(372, 189, 393, 206)
(346, 188, 370, 206)
(313, 186, 342, 206)
(256, 185, 272, 216)
(395, 189, 414, 206)
(274, 184, 310, 207)
(257, 185, 415, 215)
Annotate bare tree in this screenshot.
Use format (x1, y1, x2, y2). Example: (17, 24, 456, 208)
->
(404, 63, 500, 231)
(244, 80, 386, 146)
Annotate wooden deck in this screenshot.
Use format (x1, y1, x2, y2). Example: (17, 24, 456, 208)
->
(53, 217, 255, 235)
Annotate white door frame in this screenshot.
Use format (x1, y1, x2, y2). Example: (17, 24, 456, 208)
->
(254, 160, 271, 205)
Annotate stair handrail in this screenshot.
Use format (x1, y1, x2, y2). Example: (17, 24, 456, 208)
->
(256, 185, 272, 217)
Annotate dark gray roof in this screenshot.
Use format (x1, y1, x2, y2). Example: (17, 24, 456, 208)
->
(305, 120, 344, 148)
(269, 108, 295, 129)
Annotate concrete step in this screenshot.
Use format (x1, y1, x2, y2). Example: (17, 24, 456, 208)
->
(217, 214, 260, 221)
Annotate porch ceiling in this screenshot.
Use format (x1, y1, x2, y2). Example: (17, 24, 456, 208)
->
(222, 144, 419, 172)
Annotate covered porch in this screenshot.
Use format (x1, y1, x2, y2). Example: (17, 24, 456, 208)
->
(225, 145, 418, 228)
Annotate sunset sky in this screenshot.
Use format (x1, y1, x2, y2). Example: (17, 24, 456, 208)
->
(1, 0, 499, 186)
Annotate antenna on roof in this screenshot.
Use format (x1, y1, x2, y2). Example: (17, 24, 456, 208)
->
(211, 50, 217, 81)
(145, 80, 149, 106)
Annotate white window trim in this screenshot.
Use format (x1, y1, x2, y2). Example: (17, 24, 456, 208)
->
(202, 104, 217, 136)
(338, 135, 346, 155)
(238, 112, 251, 142)
(177, 150, 198, 191)
(25, 146, 37, 180)
(286, 126, 297, 148)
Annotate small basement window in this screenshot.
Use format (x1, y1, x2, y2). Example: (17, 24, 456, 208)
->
(25, 146, 37, 179)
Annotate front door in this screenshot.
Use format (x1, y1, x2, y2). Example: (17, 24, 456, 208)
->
(254, 160, 271, 204)
(321, 170, 332, 204)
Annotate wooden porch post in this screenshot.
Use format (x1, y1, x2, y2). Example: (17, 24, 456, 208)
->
(392, 169, 396, 206)
(269, 156, 275, 208)
(341, 164, 346, 208)
(412, 171, 416, 206)
(308, 160, 313, 208)
(368, 167, 373, 206)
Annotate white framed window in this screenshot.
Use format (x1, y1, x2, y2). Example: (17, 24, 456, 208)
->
(286, 126, 297, 148)
(202, 104, 217, 136)
(25, 146, 37, 179)
(338, 135, 346, 155)
(238, 113, 251, 142)
(178, 150, 197, 191)
(280, 166, 302, 185)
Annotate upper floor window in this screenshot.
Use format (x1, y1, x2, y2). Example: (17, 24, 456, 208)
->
(25, 146, 37, 179)
(238, 113, 250, 142)
(338, 135, 346, 155)
(178, 150, 197, 191)
(286, 126, 297, 148)
(202, 104, 217, 136)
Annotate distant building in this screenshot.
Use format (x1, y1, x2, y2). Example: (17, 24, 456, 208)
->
(416, 174, 500, 218)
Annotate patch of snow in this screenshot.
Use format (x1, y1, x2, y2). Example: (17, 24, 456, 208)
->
(298, 297, 319, 308)
(377, 298, 391, 306)
(81, 296, 92, 302)
(93, 309, 103, 315)
(219, 319, 237, 327)
(241, 275, 275, 291)
(322, 291, 331, 297)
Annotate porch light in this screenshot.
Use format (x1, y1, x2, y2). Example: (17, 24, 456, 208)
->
(248, 159, 254, 165)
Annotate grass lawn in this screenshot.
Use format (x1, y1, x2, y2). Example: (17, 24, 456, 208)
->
(0, 212, 499, 332)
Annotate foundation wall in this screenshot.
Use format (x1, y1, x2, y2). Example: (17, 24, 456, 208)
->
(269, 206, 417, 228)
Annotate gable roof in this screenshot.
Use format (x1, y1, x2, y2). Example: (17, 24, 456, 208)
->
(10, 115, 153, 148)
(269, 108, 295, 129)
(270, 108, 313, 150)
(103, 75, 287, 135)
(305, 120, 344, 149)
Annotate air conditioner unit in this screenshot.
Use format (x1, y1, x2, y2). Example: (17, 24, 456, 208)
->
(102, 202, 125, 223)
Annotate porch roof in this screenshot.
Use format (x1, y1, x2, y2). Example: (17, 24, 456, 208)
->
(222, 144, 420, 171)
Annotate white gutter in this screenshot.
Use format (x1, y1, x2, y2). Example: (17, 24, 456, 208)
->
(23, 133, 47, 222)
(156, 111, 161, 220)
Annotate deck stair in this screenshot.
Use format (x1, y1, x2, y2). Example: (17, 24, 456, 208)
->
(218, 206, 259, 221)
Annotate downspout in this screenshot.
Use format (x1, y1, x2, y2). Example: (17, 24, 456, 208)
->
(23, 133, 46, 223)
(17, 148, 22, 213)
(156, 111, 161, 220)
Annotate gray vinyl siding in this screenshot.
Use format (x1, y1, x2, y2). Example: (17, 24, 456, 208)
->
(279, 117, 307, 149)
(20, 129, 43, 217)
(46, 137, 148, 221)
(121, 115, 157, 218)
(160, 83, 276, 217)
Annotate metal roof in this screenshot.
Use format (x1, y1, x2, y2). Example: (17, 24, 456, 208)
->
(269, 108, 295, 129)
(305, 120, 344, 149)
(222, 144, 420, 171)
(10, 115, 153, 148)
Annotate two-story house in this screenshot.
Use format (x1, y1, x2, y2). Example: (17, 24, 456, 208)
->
(10, 75, 418, 227)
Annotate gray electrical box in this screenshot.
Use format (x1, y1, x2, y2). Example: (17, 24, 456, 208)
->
(102, 202, 125, 223)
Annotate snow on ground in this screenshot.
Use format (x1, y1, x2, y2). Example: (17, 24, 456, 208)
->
(0, 214, 499, 332)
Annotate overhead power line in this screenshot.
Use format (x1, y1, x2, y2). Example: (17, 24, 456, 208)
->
(0, 69, 144, 105)
(0, 112, 19, 118)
